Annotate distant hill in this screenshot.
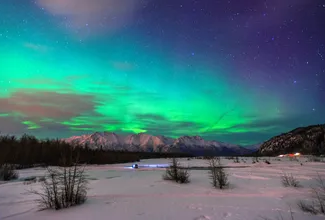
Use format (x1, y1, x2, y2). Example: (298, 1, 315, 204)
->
(258, 124, 325, 156)
(63, 132, 254, 156)
(244, 143, 262, 150)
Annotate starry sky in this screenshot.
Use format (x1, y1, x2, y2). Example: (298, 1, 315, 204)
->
(0, 0, 324, 146)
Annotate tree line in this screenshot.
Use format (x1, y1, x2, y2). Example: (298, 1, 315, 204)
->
(0, 134, 193, 167)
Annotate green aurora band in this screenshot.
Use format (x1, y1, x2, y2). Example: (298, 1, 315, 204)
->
(2, 0, 322, 145)
(0, 37, 282, 145)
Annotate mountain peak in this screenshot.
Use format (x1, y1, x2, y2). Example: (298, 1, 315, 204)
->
(62, 132, 253, 156)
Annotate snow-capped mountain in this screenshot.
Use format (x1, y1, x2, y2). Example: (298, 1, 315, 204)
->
(63, 132, 253, 156)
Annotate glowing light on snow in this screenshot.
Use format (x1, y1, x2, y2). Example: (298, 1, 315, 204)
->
(124, 164, 169, 169)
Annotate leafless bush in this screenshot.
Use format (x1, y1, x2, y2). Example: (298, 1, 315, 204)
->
(281, 173, 300, 188)
(233, 156, 240, 163)
(163, 158, 190, 184)
(207, 157, 229, 189)
(178, 168, 190, 183)
(298, 173, 325, 215)
(208, 157, 219, 188)
(0, 164, 18, 181)
(297, 200, 318, 215)
(252, 156, 259, 163)
(29, 155, 88, 210)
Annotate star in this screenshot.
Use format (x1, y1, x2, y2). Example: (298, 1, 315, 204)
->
(0, 0, 324, 146)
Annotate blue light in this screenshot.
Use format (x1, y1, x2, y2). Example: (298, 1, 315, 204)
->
(124, 164, 169, 169)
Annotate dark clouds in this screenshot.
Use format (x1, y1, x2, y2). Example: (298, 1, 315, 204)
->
(0, 90, 100, 136)
(0, 116, 29, 135)
(0, 90, 96, 119)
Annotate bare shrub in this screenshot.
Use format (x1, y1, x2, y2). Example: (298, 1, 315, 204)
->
(233, 156, 240, 163)
(0, 164, 18, 181)
(163, 158, 179, 181)
(298, 173, 325, 215)
(297, 200, 318, 215)
(178, 168, 190, 184)
(252, 156, 259, 163)
(281, 173, 300, 187)
(207, 157, 229, 189)
(163, 158, 190, 184)
(29, 155, 88, 210)
(208, 157, 219, 188)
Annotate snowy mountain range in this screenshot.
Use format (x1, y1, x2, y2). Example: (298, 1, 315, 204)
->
(63, 132, 254, 156)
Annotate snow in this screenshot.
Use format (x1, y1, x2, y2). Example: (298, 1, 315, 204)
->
(1, 157, 325, 220)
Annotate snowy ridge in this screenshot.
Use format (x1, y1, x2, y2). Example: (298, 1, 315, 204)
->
(259, 124, 325, 155)
(63, 132, 253, 155)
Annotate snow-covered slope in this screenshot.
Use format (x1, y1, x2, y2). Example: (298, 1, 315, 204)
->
(63, 132, 253, 155)
(65, 132, 125, 151)
(1, 157, 324, 220)
(259, 124, 325, 156)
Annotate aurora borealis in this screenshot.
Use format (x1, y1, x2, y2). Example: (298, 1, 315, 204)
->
(0, 0, 324, 145)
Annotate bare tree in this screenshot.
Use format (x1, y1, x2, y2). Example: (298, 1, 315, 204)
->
(29, 154, 88, 210)
(298, 173, 325, 215)
(0, 164, 18, 181)
(233, 156, 240, 163)
(163, 158, 190, 184)
(281, 173, 300, 188)
(207, 157, 229, 189)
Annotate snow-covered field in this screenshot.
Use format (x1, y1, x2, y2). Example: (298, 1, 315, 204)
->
(1, 157, 325, 220)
